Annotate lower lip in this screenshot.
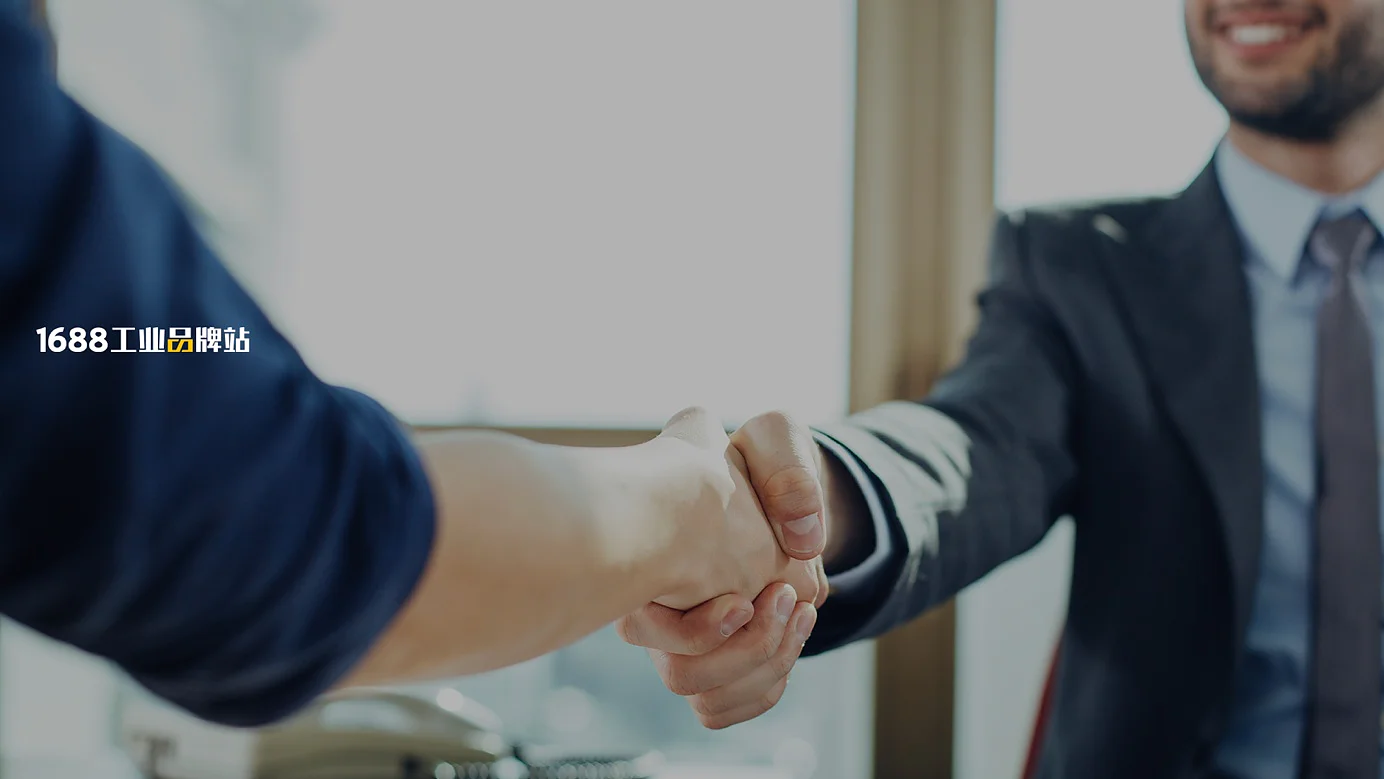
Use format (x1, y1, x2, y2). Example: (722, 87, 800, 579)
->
(1218, 27, 1312, 62)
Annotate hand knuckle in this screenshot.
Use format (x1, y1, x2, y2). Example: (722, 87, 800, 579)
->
(650, 649, 673, 676)
(788, 565, 821, 602)
(688, 628, 721, 656)
(664, 663, 706, 696)
(690, 692, 728, 718)
(762, 465, 818, 500)
(757, 685, 786, 713)
(698, 710, 732, 730)
(737, 410, 787, 442)
(666, 676, 700, 697)
(666, 622, 713, 656)
(678, 405, 711, 421)
(770, 648, 799, 680)
(761, 409, 795, 430)
(762, 475, 823, 522)
(689, 700, 716, 727)
(614, 617, 642, 646)
(757, 633, 780, 664)
(792, 582, 819, 610)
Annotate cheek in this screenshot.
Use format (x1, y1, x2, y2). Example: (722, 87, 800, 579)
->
(1183, 2, 1202, 42)
(1335, 0, 1373, 14)
(1334, 1, 1384, 40)
(1183, 14, 1218, 66)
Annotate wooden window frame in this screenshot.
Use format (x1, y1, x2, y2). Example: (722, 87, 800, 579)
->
(851, 2, 996, 777)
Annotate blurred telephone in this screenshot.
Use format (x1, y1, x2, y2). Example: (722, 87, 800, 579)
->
(252, 688, 662, 779)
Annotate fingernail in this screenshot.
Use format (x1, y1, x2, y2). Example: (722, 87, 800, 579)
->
(794, 609, 817, 643)
(782, 513, 823, 554)
(720, 606, 753, 637)
(776, 592, 795, 623)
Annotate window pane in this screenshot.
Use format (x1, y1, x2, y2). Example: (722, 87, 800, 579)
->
(956, 3, 1227, 779)
(274, 0, 855, 428)
(993, 0, 1226, 210)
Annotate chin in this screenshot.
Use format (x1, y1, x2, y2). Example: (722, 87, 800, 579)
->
(1188, 1, 1384, 141)
(1226, 102, 1350, 142)
(1203, 59, 1312, 107)
(1220, 81, 1315, 115)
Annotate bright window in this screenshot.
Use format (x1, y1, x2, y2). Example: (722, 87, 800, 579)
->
(275, 1, 854, 429)
(993, 0, 1226, 207)
(277, 4, 867, 771)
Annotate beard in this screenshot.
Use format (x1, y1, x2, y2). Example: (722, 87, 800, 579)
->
(1189, 7, 1384, 141)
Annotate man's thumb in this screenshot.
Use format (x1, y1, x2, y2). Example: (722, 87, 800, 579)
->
(729, 411, 826, 559)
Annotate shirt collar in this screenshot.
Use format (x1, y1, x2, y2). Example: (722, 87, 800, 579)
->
(1213, 137, 1384, 279)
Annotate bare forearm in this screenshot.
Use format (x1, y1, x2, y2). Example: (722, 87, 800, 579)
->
(343, 431, 705, 685)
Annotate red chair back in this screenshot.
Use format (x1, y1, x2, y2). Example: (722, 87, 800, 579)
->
(1021, 640, 1062, 779)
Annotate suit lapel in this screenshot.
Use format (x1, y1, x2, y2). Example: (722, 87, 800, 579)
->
(1097, 161, 1265, 649)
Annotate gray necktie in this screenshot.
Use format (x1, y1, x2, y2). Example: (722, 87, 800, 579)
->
(1305, 211, 1382, 779)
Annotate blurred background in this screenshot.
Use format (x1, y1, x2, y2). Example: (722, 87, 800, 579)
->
(0, 1, 1228, 777)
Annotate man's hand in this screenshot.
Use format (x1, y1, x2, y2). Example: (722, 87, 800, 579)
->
(728, 412, 830, 562)
(621, 410, 835, 728)
(652, 408, 825, 611)
(617, 583, 817, 729)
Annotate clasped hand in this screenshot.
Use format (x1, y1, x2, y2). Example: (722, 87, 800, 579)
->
(622, 408, 829, 729)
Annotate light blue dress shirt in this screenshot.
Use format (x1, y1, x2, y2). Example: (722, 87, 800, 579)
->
(1202, 140, 1384, 778)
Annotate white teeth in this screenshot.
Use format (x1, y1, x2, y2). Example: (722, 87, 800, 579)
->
(1229, 24, 1292, 44)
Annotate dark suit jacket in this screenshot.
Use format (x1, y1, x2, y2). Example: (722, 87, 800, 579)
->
(807, 162, 1264, 779)
(0, 5, 434, 726)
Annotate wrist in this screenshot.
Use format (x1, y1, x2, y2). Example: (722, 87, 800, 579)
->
(611, 437, 725, 599)
(816, 440, 871, 572)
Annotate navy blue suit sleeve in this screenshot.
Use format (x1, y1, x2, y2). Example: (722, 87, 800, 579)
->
(806, 431, 904, 653)
(0, 11, 435, 726)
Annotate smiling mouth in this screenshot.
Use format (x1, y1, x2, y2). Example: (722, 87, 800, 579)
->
(1210, 4, 1326, 46)
(1223, 22, 1309, 45)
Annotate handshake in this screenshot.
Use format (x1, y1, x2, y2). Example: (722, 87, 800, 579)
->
(345, 406, 855, 729)
(621, 407, 835, 730)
